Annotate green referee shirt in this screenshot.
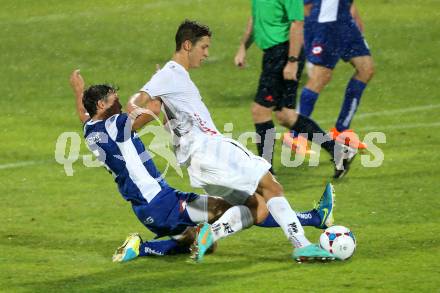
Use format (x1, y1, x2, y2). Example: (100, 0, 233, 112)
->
(251, 0, 304, 50)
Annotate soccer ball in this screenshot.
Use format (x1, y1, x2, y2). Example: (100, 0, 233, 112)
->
(319, 225, 356, 260)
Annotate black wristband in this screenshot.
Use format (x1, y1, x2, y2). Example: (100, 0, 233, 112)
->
(288, 56, 299, 63)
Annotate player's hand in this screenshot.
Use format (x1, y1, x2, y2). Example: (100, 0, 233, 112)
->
(70, 69, 85, 94)
(234, 47, 246, 68)
(128, 106, 149, 121)
(283, 62, 298, 80)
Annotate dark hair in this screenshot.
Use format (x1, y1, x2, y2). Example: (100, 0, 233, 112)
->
(175, 19, 212, 51)
(82, 84, 117, 117)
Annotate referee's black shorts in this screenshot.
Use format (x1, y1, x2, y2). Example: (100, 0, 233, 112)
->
(255, 42, 305, 111)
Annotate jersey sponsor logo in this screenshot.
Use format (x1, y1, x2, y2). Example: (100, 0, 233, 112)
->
(143, 216, 154, 225)
(86, 132, 104, 145)
(193, 113, 218, 135)
(312, 45, 323, 55)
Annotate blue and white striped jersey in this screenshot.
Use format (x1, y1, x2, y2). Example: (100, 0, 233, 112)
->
(83, 113, 170, 205)
(305, 0, 354, 23)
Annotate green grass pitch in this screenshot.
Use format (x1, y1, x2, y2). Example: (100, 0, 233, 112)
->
(1, 0, 439, 291)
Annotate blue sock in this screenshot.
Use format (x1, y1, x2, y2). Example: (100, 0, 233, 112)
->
(336, 78, 367, 131)
(139, 239, 190, 256)
(299, 88, 319, 117)
(296, 209, 321, 227)
(256, 213, 279, 227)
(256, 210, 321, 228)
(291, 88, 319, 138)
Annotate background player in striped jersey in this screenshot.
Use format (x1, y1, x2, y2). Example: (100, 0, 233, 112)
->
(234, 0, 356, 177)
(298, 0, 374, 148)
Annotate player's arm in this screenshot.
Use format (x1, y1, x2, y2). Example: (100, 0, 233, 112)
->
(126, 91, 162, 131)
(283, 20, 304, 80)
(350, 3, 365, 33)
(69, 69, 90, 123)
(234, 16, 254, 68)
(283, 0, 304, 80)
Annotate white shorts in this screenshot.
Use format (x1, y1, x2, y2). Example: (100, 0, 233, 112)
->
(187, 135, 271, 205)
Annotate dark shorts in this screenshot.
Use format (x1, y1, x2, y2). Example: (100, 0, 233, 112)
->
(305, 20, 371, 69)
(255, 42, 305, 111)
(131, 188, 199, 238)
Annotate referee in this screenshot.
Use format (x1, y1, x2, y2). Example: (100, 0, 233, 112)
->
(234, 0, 353, 178)
(234, 0, 307, 170)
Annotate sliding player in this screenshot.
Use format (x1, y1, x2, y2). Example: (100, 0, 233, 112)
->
(69, 69, 336, 262)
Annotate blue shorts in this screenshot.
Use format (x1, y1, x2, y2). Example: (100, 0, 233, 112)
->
(305, 20, 370, 69)
(131, 188, 199, 238)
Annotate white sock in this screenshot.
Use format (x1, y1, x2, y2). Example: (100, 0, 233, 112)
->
(266, 196, 311, 248)
(210, 205, 254, 242)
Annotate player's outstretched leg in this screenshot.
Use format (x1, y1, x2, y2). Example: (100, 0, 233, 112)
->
(293, 244, 335, 262)
(191, 223, 215, 262)
(293, 183, 337, 262)
(256, 187, 333, 229)
(315, 183, 335, 229)
(191, 205, 253, 262)
(112, 233, 141, 262)
(113, 234, 195, 262)
(258, 173, 336, 262)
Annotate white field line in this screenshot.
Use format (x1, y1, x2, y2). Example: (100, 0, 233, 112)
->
(359, 122, 440, 131)
(0, 1, 190, 25)
(0, 160, 45, 170)
(0, 105, 439, 171)
(319, 104, 440, 124)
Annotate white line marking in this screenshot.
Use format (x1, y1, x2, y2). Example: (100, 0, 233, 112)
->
(320, 104, 440, 124)
(0, 160, 46, 170)
(0, 1, 192, 25)
(359, 122, 440, 131)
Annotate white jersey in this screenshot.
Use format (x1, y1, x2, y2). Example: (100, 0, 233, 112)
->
(141, 60, 271, 198)
(141, 61, 220, 164)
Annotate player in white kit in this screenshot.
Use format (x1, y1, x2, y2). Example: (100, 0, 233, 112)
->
(128, 20, 337, 262)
